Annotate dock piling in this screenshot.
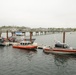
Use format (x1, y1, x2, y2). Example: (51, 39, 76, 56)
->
(63, 31, 65, 43)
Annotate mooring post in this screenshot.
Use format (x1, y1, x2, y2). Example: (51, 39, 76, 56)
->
(0, 32, 1, 37)
(6, 30, 8, 40)
(44, 31, 46, 35)
(63, 31, 65, 43)
(30, 32, 33, 43)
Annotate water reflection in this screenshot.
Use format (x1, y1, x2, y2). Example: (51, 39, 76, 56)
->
(0, 46, 5, 49)
(53, 54, 70, 75)
(53, 54, 76, 75)
(24, 49, 37, 61)
(54, 54, 69, 66)
(10, 48, 37, 63)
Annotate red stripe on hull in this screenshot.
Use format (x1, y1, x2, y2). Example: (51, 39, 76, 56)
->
(43, 48, 76, 54)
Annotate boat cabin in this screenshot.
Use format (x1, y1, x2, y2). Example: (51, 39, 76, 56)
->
(20, 41, 32, 45)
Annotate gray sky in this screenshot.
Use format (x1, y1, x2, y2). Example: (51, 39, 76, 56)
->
(0, 0, 76, 28)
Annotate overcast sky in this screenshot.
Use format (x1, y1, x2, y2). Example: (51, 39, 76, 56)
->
(0, 0, 76, 28)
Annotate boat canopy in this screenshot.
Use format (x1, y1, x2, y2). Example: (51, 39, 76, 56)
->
(55, 42, 69, 48)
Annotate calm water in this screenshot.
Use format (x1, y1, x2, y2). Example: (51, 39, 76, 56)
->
(0, 32, 76, 75)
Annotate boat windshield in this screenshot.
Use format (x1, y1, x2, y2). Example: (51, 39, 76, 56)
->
(20, 41, 32, 45)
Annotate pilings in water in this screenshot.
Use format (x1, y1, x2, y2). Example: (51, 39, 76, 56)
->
(0, 30, 66, 44)
(30, 32, 33, 43)
(11, 32, 15, 36)
(6, 31, 8, 40)
(63, 31, 65, 43)
(0, 32, 1, 37)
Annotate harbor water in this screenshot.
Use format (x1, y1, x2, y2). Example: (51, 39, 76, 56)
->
(0, 32, 76, 75)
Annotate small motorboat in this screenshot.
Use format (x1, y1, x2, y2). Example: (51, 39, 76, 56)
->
(43, 42, 76, 54)
(12, 41, 38, 50)
(0, 37, 8, 46)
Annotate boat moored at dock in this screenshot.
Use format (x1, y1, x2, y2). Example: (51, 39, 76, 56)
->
(43, 42, 76, 54)
(12, 41, 38, 50)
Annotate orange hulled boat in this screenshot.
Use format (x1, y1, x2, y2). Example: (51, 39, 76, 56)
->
(12, 41, 38, 50)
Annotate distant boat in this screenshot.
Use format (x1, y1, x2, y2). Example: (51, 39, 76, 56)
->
(15, 32, 23, 36)
(0, 37, 6, 46)
(8, 36, 16, 42)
